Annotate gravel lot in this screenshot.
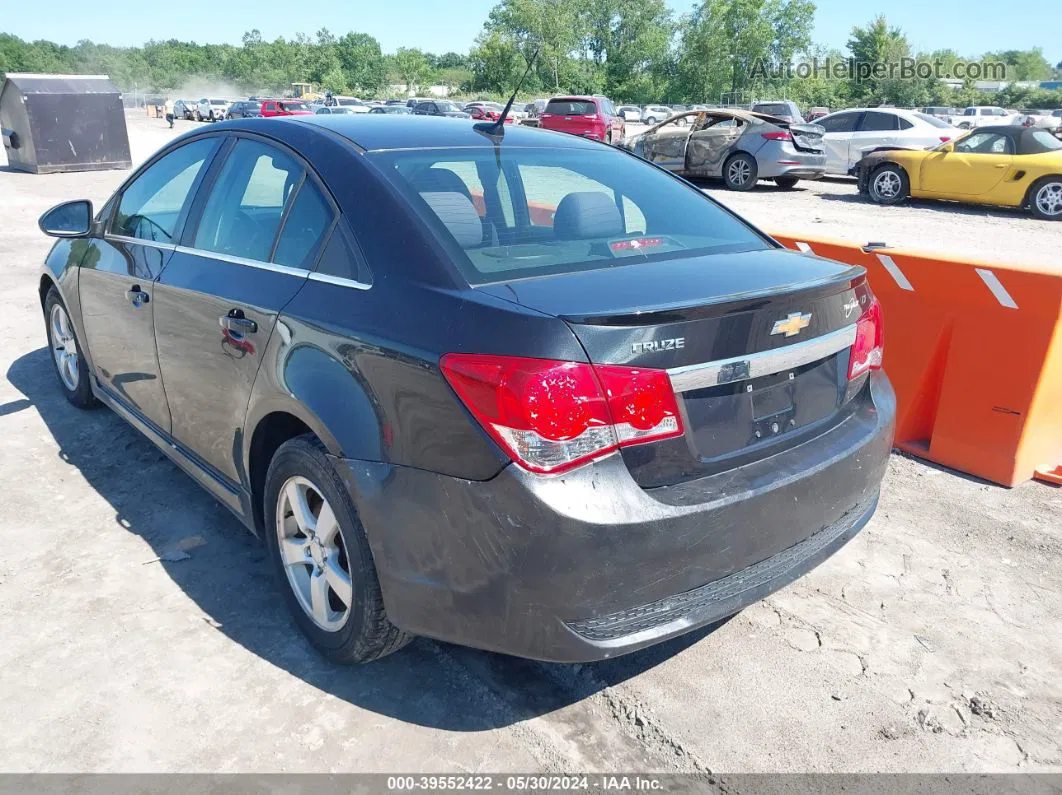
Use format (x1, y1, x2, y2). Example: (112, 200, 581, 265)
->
(1, 112, 1060, 774)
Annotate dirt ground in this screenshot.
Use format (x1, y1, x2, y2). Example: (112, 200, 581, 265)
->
(1, 112, 1060, 774)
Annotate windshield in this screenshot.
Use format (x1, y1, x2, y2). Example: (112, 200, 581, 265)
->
(210, 99, 227, 105)
(914, 112, 953, 129)
(546, 100, 596, 115)
(370, 147, 768, 285)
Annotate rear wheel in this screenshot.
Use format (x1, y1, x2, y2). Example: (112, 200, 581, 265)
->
(645, 115, 657, 125)
(194, 110, 201, 122)
(867, 164, 909, 205)
(723, 153, 758, 191)
(775, 177, 799, 189)
(1029, 177, 1062, 220)
(44, 287, 96, 409)
(264, 435, 413, 663)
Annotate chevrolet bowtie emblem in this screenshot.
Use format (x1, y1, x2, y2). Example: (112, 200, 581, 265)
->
(771, 312, 812, 337)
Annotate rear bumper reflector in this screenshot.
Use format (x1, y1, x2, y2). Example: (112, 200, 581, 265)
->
(667, 324, 857, 392)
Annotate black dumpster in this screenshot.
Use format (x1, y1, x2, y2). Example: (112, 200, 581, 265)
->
(0, 73, 132, 174)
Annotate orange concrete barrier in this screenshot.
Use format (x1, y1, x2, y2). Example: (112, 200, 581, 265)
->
(771, 232, 1062, 487)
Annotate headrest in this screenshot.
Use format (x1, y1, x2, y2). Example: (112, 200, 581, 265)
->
(553, 191, 623, 240)
(420, 192, 483, 248)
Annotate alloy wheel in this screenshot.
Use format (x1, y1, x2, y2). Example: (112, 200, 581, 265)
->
(49, 303, 79, 392)
(728, 159, 752, 186)
(873, 170, 901, 200)
(1035, 182, 1062, 217)
(275, 475, 353, 632)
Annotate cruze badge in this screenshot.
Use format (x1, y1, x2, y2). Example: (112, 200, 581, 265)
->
(771, 312, 812, 337)
(632, 338, 685, 354)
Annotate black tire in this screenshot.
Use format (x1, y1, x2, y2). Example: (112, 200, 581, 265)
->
(723, 152, 758, 191)
(775, 177, 799, 189)
(605, 130, 613, 145)
(645, 116, 657, 125)
(194, 110, 201, 122)
(867, 163, 910, 205)
(43, 286, 97, 409)
(1028, 176, 1062, 221)
(264, 434, 413, 663)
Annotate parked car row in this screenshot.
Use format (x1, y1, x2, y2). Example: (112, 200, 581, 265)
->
(165, 93, 1060, 218)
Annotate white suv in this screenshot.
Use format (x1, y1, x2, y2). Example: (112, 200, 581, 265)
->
(195, 98, 233, 122)
(954, 106, 1016, 129)
(642, 105, 679, 125)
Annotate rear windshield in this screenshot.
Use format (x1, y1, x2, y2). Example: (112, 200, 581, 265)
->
(282, 101, 308, 110)
(1030, 130, 1062, 150)
(546, 100, 596, 115)
(754, 103, 792, 116)
(210, 99, 228, 105)
(369, 147, 769, 285)
(914, 112, 953, 128)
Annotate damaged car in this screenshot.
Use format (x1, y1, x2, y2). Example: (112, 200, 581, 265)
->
(620, 108, 826, 190)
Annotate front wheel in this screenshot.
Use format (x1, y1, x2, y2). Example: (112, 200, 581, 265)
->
(44, 287, 97, 409)
(264, 435, 413, 663)
(194, 110, 201, 121)
(775, 177, 799, 189)
(1029, 177, 1062, 220)
(644, 116, 657, 125)
(868, 164, 909, 205)
(723, 153, 758, 191)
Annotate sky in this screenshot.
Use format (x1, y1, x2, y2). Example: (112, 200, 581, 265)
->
(3, 0, 1060, 63)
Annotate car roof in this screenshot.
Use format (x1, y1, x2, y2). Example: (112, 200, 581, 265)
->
(243, 114, 610, 152)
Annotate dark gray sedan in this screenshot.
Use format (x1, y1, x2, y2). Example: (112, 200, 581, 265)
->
(621, 108, 826, 190)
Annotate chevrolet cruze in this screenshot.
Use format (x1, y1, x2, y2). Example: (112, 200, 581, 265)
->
(36, 115, 895, 663)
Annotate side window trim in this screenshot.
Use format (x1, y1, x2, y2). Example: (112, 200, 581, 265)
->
(105, 134, 224, 246)
(307, 218, 372, 290)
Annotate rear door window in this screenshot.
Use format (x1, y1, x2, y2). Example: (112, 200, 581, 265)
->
(819, 112, 862, 133)
(859, 111, 899, 131)
(273, 179, 334, 269)
(112, 137, 219, 243)
(192, 139, 304, 262)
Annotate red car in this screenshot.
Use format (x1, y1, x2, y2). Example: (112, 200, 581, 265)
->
(260, 99, 314, 117)
(537, 96, 625, 144)
(466, 103, 515, 124)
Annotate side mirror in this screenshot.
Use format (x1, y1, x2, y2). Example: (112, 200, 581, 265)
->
(39, 200, 93, 238)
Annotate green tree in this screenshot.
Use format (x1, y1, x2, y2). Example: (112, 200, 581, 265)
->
(391, 47, 430, 91)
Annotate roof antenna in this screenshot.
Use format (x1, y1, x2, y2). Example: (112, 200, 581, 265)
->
(474, 48, 539, 138)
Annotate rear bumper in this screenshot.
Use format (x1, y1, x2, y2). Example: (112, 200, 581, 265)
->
(757, 145, 826, 179)
(337, 373, 895, 662)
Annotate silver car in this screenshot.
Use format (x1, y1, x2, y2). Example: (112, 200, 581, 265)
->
(620, 109, 826, 190)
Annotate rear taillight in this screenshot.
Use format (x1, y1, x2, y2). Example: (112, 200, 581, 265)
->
(440, 354, 683, 474)
(761, 131, 793, 141)
(848, 297, 884, 379)
(939, 135, 952, 143)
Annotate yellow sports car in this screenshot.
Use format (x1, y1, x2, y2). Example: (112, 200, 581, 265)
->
(856, 125, 1062, 220)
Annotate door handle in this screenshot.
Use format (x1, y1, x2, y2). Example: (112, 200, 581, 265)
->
(219, 311, 257, 334)
(126, 285, 150, 306)
(994, 163, 1007, 168)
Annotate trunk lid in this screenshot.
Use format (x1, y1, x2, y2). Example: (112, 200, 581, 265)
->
(479, 247, 870, 488)
(788, 122, 825, 153)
